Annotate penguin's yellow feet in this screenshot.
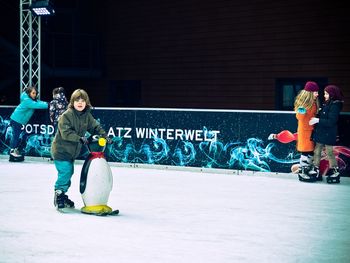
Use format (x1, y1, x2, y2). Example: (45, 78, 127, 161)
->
(81, 205, 113, 215)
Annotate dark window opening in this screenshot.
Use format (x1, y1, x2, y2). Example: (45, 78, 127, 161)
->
(275, 78, 328, 110)
(109, 80, 142, 107)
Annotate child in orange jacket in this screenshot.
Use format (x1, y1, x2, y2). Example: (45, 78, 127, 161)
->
(294, 81, 320, 182)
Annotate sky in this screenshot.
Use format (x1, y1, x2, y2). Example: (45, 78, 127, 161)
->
(1, 156, 350, 263)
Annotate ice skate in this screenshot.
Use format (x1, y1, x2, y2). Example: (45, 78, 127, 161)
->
(298, 166, 316, 182)
(9, 148, 24, 162)
(308, 166, 322, 181)
(54, 190, 75, 209)
(326, 167, 340, 184)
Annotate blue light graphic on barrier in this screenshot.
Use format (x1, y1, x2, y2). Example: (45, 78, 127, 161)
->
(25, 133, 53, 157)
(172, 140, 196, 166)
(228, 138, 299, 172)
(199, 140, 241, 168)
(108, 136, 135, 163)
(0, 117, 11, 153)
(0, 116, 300, 172)
(139, 137, 170, 164)
(105, 136, 299, 172)
(0, 116, 54, 156)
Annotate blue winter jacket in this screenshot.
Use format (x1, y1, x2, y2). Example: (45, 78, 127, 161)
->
(10, 92, 48, 125)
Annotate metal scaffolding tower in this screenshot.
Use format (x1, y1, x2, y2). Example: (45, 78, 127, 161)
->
(20, 0, 41, 97)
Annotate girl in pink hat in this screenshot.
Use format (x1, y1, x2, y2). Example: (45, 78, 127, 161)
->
(294, 81, 320, 182)
(309, 85, 344, 183)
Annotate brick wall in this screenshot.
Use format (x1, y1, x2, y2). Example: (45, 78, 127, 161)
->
(99, 0, 349, 110)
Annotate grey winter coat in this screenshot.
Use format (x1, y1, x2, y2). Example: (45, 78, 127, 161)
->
(51, 107, 106, 161)
(312, 100, 343, 146)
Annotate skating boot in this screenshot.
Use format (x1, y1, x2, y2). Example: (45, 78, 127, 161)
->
(64, 194, 75, 208)
(54, 190, 75, 209)
(9, 148, 24, 162)
(308, 166, 322, 181)
(326, 167, 340, 184)
(298, 166, 316, 182)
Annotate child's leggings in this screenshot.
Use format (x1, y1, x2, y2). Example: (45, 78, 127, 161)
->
(54, 160, 74, 193)
(313, 143, 337, 168)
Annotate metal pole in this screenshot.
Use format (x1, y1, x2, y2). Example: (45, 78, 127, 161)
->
(20, 0, 41, 98)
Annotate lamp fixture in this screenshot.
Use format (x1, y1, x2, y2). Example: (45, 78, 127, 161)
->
(30, 0, 55, 16)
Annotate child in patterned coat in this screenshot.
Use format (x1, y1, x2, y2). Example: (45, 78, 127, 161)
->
(49, 87, 68, 133)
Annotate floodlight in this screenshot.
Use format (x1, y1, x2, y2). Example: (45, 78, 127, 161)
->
(30, 0, 55, 16)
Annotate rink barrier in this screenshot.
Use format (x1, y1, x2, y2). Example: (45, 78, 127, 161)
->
(1, 106, 349, 176)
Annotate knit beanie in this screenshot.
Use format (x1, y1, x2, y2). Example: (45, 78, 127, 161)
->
(304, 81, 319, 92)
(325, 85, 344, 101)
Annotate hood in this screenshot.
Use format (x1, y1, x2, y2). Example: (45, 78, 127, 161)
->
(53, 92, 68, 103)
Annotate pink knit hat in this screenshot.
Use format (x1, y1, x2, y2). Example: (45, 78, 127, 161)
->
(304, 81, 319, 92)
(325, 85, 344, 101)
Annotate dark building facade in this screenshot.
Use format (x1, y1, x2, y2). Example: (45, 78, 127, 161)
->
(1, 0, 349, 111)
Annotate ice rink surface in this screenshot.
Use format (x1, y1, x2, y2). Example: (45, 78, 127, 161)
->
(1, 156, 350, 263)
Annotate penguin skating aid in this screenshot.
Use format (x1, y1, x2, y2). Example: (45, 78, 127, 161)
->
(79, 136, 119, 216)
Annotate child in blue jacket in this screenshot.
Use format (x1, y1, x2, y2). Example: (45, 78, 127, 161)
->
(9, 86, 48, 160)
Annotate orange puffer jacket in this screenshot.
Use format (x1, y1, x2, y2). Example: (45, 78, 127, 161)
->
(295, 103, 317, 152)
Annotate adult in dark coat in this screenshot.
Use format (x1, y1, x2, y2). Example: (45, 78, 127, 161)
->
(309, 85, 344, 182)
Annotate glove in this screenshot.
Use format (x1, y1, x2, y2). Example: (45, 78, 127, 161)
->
(79, 136, 89, 145)
(268, 133, 276, 140)
(106, 137, 113, 144)
(309, 117, 319, 125)
(297, 107, 306, 114)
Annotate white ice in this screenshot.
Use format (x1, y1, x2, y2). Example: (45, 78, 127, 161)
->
(1, 156, 350, 263)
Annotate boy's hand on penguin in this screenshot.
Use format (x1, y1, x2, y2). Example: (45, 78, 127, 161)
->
(80, 136, 89, 145)
(101, 135, 113, 144)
